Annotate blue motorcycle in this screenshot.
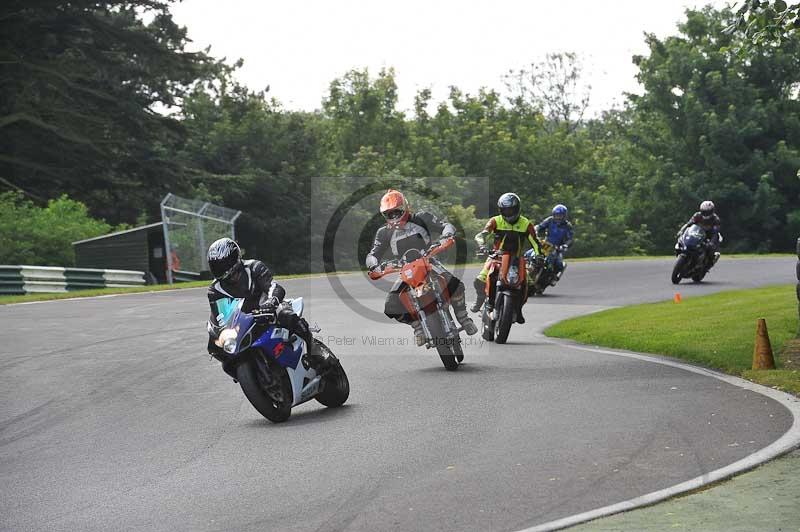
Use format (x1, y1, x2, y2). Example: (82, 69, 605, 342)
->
(210, 297, 349, 422)
(672, 225, 717, 284)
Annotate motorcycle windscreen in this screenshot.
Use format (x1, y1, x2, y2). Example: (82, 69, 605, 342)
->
(215, 297, 244, 328)
(684, 225, 706, 247)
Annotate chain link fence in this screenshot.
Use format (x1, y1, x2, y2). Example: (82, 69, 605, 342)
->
(160, 194, 241, 284)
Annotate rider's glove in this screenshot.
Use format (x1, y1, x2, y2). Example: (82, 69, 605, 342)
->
(262, 296, 280, 311)
(367, 265, 382, 280)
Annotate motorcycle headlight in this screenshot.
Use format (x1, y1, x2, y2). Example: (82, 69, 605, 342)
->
(219, 328, 238, 354)
(415, 283, 429, 297)
(507, 265, 519, 285)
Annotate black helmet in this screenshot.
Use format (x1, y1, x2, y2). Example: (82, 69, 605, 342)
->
(497, 193, 521, 224)
(207, 238, 243, 281)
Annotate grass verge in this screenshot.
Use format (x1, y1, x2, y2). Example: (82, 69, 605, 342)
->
(545, 284, 800, 396)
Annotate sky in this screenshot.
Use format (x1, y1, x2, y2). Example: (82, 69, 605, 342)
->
(170, 0, 731, 117)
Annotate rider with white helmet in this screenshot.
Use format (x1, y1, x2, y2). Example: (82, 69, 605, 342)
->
(677, 200, 722, 267)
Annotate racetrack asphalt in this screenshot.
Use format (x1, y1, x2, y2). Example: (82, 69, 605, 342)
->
(0, 257, 796, 532)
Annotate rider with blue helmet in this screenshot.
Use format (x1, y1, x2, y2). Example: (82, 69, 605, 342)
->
(525, 204, 574, 281)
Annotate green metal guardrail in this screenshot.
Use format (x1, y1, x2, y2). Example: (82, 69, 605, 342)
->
(0, 266, 145, 295)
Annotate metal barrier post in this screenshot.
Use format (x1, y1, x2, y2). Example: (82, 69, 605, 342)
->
(161, 194, 174, 285)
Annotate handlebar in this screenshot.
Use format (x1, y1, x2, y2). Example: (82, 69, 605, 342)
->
(477, 249, 503, 260)
(250, 307, 278, 323)
(368, 237, 455, 280)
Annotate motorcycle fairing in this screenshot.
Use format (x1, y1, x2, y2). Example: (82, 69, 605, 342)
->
(399, 274, 449, 318)
(252, 326, 304, 369)
(286, 365, 321, 407)
(249, 324, 320, 407)
(681, 225, 707, 251)
(500, 253, 526, 287)
(399, 257, 432, 287)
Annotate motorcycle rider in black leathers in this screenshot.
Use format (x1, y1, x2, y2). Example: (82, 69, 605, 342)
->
(366, 189, 478, 346)
(205, 238, 335, 376)
(677, 200, 722, 268)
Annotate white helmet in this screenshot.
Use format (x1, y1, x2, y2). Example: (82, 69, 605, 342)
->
(699, 200, 715, 220)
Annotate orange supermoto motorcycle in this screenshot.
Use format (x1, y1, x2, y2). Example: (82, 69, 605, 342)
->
(478, 248, 527, 344)
(369, 238, 465, 370)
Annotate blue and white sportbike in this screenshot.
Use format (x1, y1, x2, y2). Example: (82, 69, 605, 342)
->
(672, 225, 721, 284)
(209, 297, 349, 423)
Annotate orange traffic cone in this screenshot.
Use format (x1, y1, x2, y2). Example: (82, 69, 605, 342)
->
(752, 318, 776, 370)
(673, 292, 682, 304)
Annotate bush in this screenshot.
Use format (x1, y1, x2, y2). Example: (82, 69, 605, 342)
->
(0, 193, 115, 266)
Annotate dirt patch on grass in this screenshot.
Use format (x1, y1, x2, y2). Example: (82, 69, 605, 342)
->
(781, 338, 800, 370)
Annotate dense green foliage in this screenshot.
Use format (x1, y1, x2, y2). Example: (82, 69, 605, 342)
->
(732, 0, 800, 46)
(0, 0, 221, 223)
(0, 193, 117, 265)
(2, 2, 798, 271)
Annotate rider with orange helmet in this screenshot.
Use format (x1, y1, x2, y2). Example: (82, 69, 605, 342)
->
(366, 189, 478, 345)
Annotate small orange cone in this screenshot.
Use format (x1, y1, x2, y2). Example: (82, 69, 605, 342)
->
(673, 292, 682, 304)
(752, 318, 776, 370)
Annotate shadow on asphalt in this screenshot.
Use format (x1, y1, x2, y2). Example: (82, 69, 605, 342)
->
(673, 280, 731, 287)
(410, 363, 492, 374)
(528, 292, 565, 299)
(242, 403, 359, 428)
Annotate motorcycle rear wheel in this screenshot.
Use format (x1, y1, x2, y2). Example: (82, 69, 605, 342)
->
(314, 340, 350, 407)
(237, 354, 293, 423)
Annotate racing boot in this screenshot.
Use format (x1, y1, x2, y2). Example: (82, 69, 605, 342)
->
(452, 291, 479, 335)
(305, 340, 338, 372)
(411, 320, 426, 346)
(470, 278, 486, 313)
(554, 262, 567, 284)
(516, 301, 526, 324)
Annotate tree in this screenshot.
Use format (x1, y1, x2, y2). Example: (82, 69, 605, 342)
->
(322, 67, 409, 171)
(504, 52, 591, 133)
(0, 192, 116, 266)
(629, 6, 800, 251)
(0, 0, 222, 224)
(730, 0, 800, 46)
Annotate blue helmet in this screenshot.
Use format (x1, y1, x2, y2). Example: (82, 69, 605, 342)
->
(552, 204, 568, 221)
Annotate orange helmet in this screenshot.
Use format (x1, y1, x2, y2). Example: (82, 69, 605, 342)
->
(379, 189, 410, 228)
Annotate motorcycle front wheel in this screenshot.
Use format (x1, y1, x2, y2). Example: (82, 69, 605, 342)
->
(494, 292, 515, 344)
(671, 255, 687, 285)
(237, 353, 293, 423)
(426, 314, 460, 371)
